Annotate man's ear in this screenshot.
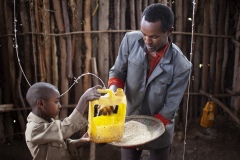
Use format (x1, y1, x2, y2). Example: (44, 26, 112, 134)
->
(167, 27, 174, 36)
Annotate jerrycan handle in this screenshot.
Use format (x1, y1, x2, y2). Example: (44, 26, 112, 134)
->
(93, 88, 125, 105)
(97, 89, 114, 97)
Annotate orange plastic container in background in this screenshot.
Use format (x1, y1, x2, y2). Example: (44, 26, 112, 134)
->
(200, 100, 216, 128)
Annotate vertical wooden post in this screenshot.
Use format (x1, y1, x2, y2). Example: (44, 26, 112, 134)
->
(210, 0, 217, 86)
(43, 0, 52, 83)
(83, 0, 92, 91)
(221, 3, 229, 92)
(29, 0, 37, 82)
(114, 0, 121, 60)
(51, 15, 58, 87)
(232, 13, 240, 115)
(98, 0, 109, 85)
(0, 0, 8, 144)
(53, 0, 69, 118)
(62, 0, 73, 79)
(192, 1, 203, 121)
(136, 0, 142, 30)
(74, 0, 83, 101)
(35, 0, 46, 82)
(4, 0, 26, 139)
(175, 0, 183, 49)
(89, 58, 99, 160)
(214, 0, 227, 94)
(129, 0, 136, 30)
(202, 1, 210, 96)
(20, 0, 32, 84)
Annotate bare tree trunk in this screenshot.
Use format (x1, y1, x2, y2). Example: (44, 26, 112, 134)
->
(89, 58, 99, 160)
(72, 1, 84, 158)
(136, 0, 142, 30)
(62, 0, 73, 79)
(114, 0, 120, 59)
(53, 0, 68, 119)
(232, 13, 240, 115)
(51, 15, 58, 87)
(42, 0, 51, 83)
(175, 0, 183, 50)
(83, 0, 92, 91)
(201, 1, 211, 114)
(221, 3, 229, 92)
(148, 0, 154, 5)
(16, 67, 27, 130)
(181, 0, 188, 55)
(202, 1, 210, 94)
(29, 0, 37, 82)
(0, 0, 9, 143)
(129, 0, 136, 30)
(35, 0, 46, 82)
(4, 0, 25, 140)
(91, 0, 98, 58)
(0, 112, 5, 144)
(210, 0, 217, 86)
(98, 0, 109, 85)
(120, 0, 127, 41)
(214, 0, 227, 94)
(143, 0, 148, 9)
(20, 0, 31, 84)
(193, 0, 203, 121)
(74, 0, 83, 101)
(69, 0, 76, 68)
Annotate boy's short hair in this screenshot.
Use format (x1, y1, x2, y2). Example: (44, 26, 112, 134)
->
(26, 82, 58, 108)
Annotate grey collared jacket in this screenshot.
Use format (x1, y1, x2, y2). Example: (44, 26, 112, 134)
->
(109, 31, 192, 149)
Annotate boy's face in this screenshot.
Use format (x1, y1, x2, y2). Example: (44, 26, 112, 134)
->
(40, 89, 61, 119)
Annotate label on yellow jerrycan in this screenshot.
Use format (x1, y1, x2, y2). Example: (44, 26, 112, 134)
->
(88, 88, 126, 143)
(200, 100, 216, 127)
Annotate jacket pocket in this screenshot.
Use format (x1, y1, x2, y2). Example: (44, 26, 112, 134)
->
(47, 142, 69, 160)
(127, 57, 145, 87)
(155, 71, 172, 84)
(128, 56, 142, 66)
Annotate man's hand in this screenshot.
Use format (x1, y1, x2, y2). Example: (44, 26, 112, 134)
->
(97, 105, 115, 115)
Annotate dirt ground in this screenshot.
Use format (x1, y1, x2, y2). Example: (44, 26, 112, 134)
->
(0, 115, 240, 160)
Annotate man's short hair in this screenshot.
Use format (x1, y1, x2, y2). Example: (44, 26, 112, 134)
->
(142, 3, 174, 33)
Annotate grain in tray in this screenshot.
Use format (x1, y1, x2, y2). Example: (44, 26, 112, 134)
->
(113, 120, 151, 145)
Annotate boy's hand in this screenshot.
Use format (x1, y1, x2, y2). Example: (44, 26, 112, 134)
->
(69, 132, 90, 148)
(77, 85, 102, 114)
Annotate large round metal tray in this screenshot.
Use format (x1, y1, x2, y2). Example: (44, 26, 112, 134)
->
(109, 115, 165, 147)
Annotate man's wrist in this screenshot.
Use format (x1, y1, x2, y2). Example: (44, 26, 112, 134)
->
(109, 85, 118, 92)
(154, 113, 170, 126)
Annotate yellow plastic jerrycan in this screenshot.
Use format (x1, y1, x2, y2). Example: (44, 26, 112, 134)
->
(88, 88, 127, 143)
(200, 100, 216, 128)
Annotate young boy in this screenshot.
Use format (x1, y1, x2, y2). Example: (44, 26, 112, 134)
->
(25, 82, 102, 160)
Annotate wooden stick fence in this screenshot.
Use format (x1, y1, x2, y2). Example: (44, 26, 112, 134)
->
(0, 0, 240, 148)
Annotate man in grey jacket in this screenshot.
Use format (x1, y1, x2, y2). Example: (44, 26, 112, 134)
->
(108, 3, 192, 160)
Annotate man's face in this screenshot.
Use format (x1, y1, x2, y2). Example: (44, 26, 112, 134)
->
(41, 89, 61, 119)
(140, 18, 169, 53)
